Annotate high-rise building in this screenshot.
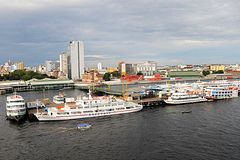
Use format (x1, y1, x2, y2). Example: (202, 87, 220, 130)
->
(59, 52, 71, 79)
(37, 65, 46, 74)
(68, 41, 84, 80)
(15, 61, 25, 70)
(97, 62, 102, 70)
(118, 61, 136, 76)
(59, 52, 69, 76)
(45, 60, 60, 73)
(45, 60, 53, 72)
(10, 64, 17, 72)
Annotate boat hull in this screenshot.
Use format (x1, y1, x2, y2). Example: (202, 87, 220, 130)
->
(6, 114, 26, 122)
(34, 107, 142, 121)
(164, 98, 208, 105)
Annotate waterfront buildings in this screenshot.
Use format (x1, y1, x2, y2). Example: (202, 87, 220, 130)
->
(10, 64, 17, 72)
(69, 41, 85, 80)
(107, 67, 118, 73)
(36, 65, 46, 74)
(15, 61, 25, 70)
(97, 62, 102, 70)
(210, 64, 225, 71)
(82, 70, 103, 83)
(26, 78, 74, 90)
(118, 62, 136, 76)
(45, 60, 60, 73)
(168, 71, 202, 78)
(118, 61, 158, 76)
(0, 61, 25, 73)
(3, 61, 12, 72)
(136, 61, 157, 76)
(118, 62, 125, 76)
(45, 61, 53, 72)
(59, 52, 70, 78)
(0, 66, 9, 76)
(58, 41, 85, 80)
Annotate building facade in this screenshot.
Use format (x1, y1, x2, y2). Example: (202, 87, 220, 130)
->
(59, 52, 69, 77)
(82, 70, 103, 83)
(15, 61, 25, 70)
(45, 60, 60, 73)
(136, 61, 157, 76)
(118, 62, 136, 76)
(69, 41, 84, 80)
(210, 65, 225, 71)
(97, 62, 102, 70)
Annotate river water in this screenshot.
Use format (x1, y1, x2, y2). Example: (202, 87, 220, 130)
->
(0, 89, 240, 160)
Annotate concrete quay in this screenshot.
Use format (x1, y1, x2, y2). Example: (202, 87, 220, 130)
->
(0, 79, 74, 94)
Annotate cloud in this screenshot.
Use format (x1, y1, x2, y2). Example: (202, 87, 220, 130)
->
(85, 54, 105, 61)
(0, 0, 240, 66)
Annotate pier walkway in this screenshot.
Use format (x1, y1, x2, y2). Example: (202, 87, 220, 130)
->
(132, 97, 164, 106)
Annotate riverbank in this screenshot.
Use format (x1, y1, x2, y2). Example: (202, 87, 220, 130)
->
(0, 76, 239, 95)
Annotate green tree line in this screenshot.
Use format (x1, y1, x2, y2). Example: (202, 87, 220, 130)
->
(103, 71, 121, 81)
(0, 70, 56, 81)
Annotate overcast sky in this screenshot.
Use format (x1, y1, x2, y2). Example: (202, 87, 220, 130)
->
(0, 0, 240, 67)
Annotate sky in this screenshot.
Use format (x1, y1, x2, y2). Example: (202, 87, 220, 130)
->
(0, 0, 240, 67)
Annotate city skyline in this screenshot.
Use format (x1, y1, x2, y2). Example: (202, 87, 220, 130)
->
(0, 0, 240, 66)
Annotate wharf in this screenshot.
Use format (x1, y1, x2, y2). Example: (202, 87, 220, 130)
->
(27, 108, 43, 121)
(27, 104, 62, 121)
(94, 88, 123, 96)
(92, 85, 166, 107)
(26, 98, 64, 121)
(0, 79, 74, 93)
(0, 89, 6, 95)
(131, 97, 165, 107)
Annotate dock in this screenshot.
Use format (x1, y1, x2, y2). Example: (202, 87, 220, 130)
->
(0, 79, 74, 93)
(132, 97, 165, 106)
(27, 108, 42, 121)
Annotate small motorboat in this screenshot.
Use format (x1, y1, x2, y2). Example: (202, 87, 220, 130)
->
(77, 123, 91, 130)
(182, 110, 192, 114)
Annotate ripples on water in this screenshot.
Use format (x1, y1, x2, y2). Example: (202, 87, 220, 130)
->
(0, 90, 240, 160)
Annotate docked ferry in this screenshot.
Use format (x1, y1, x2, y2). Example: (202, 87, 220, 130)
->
(6, 94, 26, 121)
(204, 86, 238, 100)
(164, 92, 208, 105)
(34, 95, 143, 121)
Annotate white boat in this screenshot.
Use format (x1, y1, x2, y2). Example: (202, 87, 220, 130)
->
(6, 94, 26, 121)
(164, 92, 208, 105)
(34, 95, 143, 121)
(204, 86, 238, 100)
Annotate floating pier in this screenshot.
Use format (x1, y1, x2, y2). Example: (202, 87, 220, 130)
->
(132, 97, 165, 107)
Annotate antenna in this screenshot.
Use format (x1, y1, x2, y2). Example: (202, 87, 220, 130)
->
(88, 89, 92, 100)
(43, 88, 45, 99)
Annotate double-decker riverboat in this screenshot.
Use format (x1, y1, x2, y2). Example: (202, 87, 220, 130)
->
(164, 92, 208, 105)
(34, 95, 143, 121)
(6, 94, 26, 121)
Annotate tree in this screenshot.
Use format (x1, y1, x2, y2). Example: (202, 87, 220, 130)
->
(0, 70, 56, 81)
(112, 71, 120, 78)
(212, 70, 224, 74)
(137, 72, 143, 76)
(103, 72, 111, 81)
(23, 74, 31, 81)
(202, 70, 210, 76)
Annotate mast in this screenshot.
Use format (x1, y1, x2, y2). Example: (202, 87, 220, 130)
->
(88, 89, 92, 100)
